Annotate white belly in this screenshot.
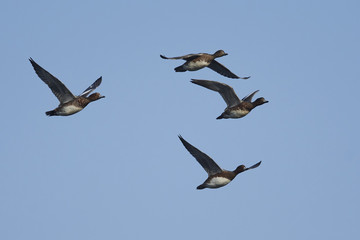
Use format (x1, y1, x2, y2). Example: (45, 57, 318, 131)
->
(226, 109, 249, 118)
(207, 177, 231, 188)
(184, 60, 209, 71)
(59, 105, 83, 115)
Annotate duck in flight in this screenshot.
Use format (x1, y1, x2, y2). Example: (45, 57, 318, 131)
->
(178, 135, 261, 190)
(29, 58, 105, 116)
(191, 79, 268, 119)
(160, 50, 249, 79)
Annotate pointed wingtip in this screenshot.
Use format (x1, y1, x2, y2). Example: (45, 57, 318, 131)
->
(29, 57, 36, 66)
(230, 75, 250, 79)
(160, 54, 167, 59)
(178, 134, 184, 141)
(190, 79, 204, 85)
(95, 76, 102, 84)
(251, 161, 262, 169)
(178, 135, 190, 146)
(29, 58, 40, 71)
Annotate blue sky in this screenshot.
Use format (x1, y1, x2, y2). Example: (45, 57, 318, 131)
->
(1, 0, 359, 239)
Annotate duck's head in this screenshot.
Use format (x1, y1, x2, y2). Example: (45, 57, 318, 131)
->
(253, 97, 269, 106)
(234, 165, 246, 174)
(88, 92, 105, 101)
(213, 50, 228, 58)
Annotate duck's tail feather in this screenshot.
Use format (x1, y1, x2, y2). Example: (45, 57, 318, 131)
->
(175, 66, 186, 72)
(45, 110, 56, 116)
(216, 114, 225, 120)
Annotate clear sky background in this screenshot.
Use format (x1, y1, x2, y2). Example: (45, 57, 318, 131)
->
(1, 0, 359, 239)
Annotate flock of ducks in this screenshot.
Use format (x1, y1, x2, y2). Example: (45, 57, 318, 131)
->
(29, 50, 268, 190)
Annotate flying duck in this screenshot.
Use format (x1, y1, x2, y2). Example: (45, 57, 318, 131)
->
(29, 58, 105, 116)
(178, 135, 261, 189)
(191, 79, 268, 119)
(160, 50, 249, 79)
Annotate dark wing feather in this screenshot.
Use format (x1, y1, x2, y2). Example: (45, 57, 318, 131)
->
(207, 60, 240, 79)
(242, 90, 259, 102)
(160, 53, 202, 61)
(80, 77, 102, 97)
(191, 79, 241, 107)
(29, 58, 75, 103)
(244, 161, 262, 171)
(178, 135, 222, 176)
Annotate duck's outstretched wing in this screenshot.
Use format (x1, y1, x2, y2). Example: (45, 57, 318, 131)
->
(207, 60, 250, 79)
(178, 135, 223, 176)
(242, 90, 259, 102)
(80, 77, 102, 97)
(191, 79, 241, 107)
(244, 161, 262, 171)
(160, 53, 202, 61)
(29, 58, 75, 104)
(207, 60, 239, 79)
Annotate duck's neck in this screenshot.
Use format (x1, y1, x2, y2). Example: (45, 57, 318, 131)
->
(212, 53, 221, 58)
(233, 168, 244, 175)
(233, 164, 248, 175)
